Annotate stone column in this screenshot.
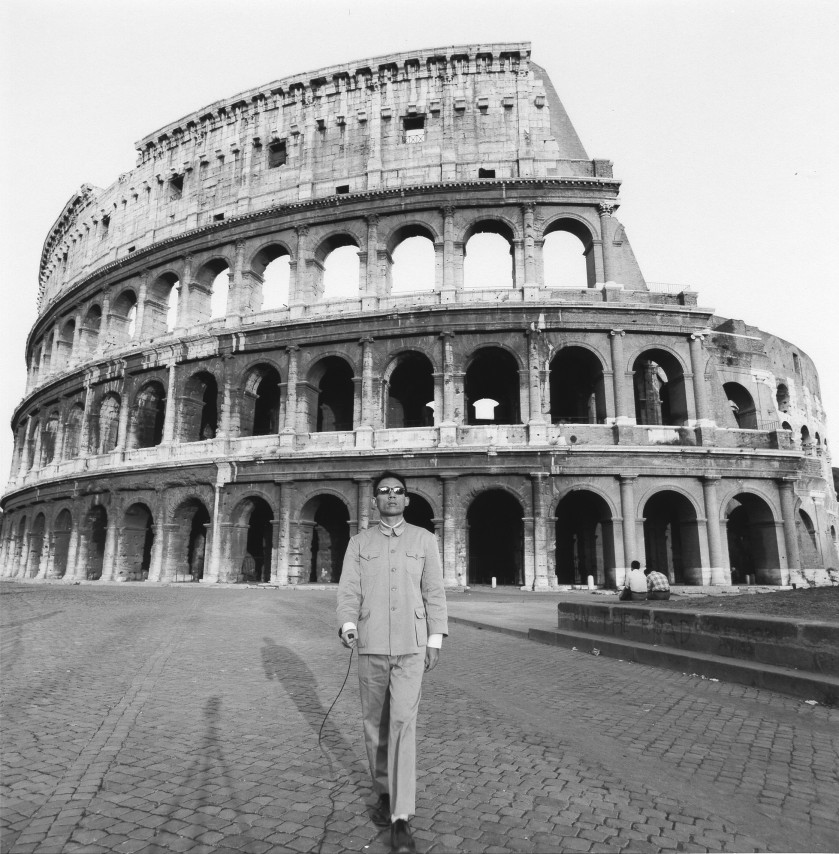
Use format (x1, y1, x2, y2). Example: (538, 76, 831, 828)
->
(618, 475, 638, 586)
(609, 330, 631, 424)
(439, 332, 457, 446)
(289, 226, 309, 314)
(441, 206, 456, 297)
(526, 330, 546, 444)
(231, 238, 246, 315)
(274, 481, 294, 585)
(70, 309, 84, 363)
(365, 215, 379, 298)
(99, 511, 120, 582)
(598, 203, 615, 283)
(134, 270, 149, 340)
(531, 472, 550, 590)
(17, 416, 33, 478)
(356, 337, 374, 448)
(689, 333, 713, 425)
(355, 478, 372, 536)
(280, 346, 299, 447)
(177, 255, 193, 326)
(64, 516, 81, 582)
(522, 203, 537, 293)
(441, 475, 459, 586)
(778, 477, 801, 584)
(216, 355, 234, 438)
(161, 361, 178, 444)
(701, 475, 729, 584)
(115, 374, 133, 453)
(79, 379, 95, 456)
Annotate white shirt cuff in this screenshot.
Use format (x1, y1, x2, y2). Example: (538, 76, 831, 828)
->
(341, 622, 357, 636)
(427, 634, 443, 649)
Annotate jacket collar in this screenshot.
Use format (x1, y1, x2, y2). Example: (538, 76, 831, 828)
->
(378, 517, 406, 537)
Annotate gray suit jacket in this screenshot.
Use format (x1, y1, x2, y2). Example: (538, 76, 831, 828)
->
(337, 522, 448, 655)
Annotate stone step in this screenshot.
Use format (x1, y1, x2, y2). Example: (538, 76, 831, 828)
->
(529, 627, 839, 706)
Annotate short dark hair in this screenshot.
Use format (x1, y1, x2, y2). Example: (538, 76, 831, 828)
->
(373, 470, 407, 492)
(630, 560, 641, 570)
(643, 567, 652, 576)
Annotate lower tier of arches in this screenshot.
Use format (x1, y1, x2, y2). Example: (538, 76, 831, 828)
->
(2, 469, 837, 589)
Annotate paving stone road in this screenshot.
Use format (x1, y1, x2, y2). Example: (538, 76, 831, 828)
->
(1, 581, 837, 854)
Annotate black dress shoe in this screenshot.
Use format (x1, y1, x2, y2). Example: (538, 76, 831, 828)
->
(390, 819, 416, 854)
(370, 793, 390, 827)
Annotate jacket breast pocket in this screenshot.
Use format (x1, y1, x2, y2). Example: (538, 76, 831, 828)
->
(414, 606, 428, 646)
(406, 551, 425, 577)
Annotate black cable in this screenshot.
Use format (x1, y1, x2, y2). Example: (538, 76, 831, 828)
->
(318, 645, 355, 751)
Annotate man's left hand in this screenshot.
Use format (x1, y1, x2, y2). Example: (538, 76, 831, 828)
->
(424, 647, 439, 672)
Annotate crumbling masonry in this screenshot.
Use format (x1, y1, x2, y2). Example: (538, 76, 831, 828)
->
(2, 43, 837, 587)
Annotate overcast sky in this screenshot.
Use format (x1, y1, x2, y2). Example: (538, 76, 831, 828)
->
(1, 0, 837, 480)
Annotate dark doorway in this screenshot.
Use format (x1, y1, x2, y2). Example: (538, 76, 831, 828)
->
(467, 490, 524, 585)
(555, 491, 615, 587)
(306, 496, 350, 583)
(404, 493, 435, 533)
(643, 491, 702, 585)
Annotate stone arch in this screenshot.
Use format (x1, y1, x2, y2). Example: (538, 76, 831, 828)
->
(228, 495, 275, 583)
(164, 497, 211, 581)
(463, 218, 517, 289)
(110, 288, 138, 344)
(79, 304, 102, 355)
(27, 418, 43, 470)
(724, 493, 781, 585)
(50, 508, 74, 579)
(240, 363, 283, 437)
(180, 370, 219, 442)
(466, 489, 524, 585)
(305, 355, 355, 432)
(251, 242, 292, 311)
(631, 347, 690, 426)
(56, 317, 76, 362)
(723, 381, 758, 429)
(776, 382, 790, 413)
(404, 492, 435, 533)
(132, 381, 166, 448)
(549, 346, 608, 424)
(94, 392, 121, 454)
(297, 493, 351, 583)
(146, 272, 180, 335)
(542, 216, 597, 288)
(642, 489, 703, 585)
(41, 411, 60, 465)
(116, 503, 154, 581)
(383, 351, 435, 428)
(555, 489, 617, 588)
(386, 223, 438, 294)
(797, 507, 821, 568)
(63, 403, 85, 459)
(195, 256, 232, 321)
(315, 233, 362, 301)
(464, 346, 522, 425)
(80, 505, 108, 580)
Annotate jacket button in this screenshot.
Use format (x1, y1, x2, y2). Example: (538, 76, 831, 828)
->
(391, 586, 397, 591)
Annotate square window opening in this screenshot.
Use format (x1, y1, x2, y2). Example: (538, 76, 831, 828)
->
(478, 168, 496, 179)
(169, 174, 184, 200)
(336, 185, 350, 195)
(213, 213, 225, 222)
(268, 141, 287, 168)
(402, 116, 426, 143)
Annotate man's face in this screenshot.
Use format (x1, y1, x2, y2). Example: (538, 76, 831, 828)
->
(373, 476, 409, 520)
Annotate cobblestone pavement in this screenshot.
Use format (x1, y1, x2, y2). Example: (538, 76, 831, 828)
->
(1, 582, 837, 854)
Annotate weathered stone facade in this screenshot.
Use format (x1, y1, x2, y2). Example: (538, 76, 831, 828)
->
(2, 43, 837, 588)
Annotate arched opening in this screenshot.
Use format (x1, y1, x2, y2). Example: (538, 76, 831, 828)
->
(464, 221, 514, 289)
(132, 382, 166, 448)
(725, 494, 781, 585)
(253, 245, 291, 311)
(632, 349, 689, 426)
(83, 506, 108, 581)
(41, 412, 59, 465)
(57, 319, 76, 361)
(543, 220, 594, 288)
(111, 290, 138, 344)
(776, 383, 790, 413)
(404, 493, 435, 533)
(241, 365, 282, 437)
(210, 266, 230, 319)
(230, 496, 275, 583)
(27, 421, 42, 470)
(180, 372, 219, 442)
(385, 352, 435, 427)
(191, 258, 231, 323)
(79, 305, 102, 356)
(320, 237, 361, 301)
(643, 491, 703, 585)
(165, 499, 210, 581)
(797, 509, 821, 568)
(800, 425, 811, 450)
(118, 503, 154, 581)
(555, 491, 615, 587)
(26, 514, 46, 578)
(465, 347, 520, 424)
(13, 517, 27, 575)
(95, 393, 121, 454)
(467, 490, 524, 585)
(146, 273, 180, 335)
(781, 421, 792, 432)
(308, 357, 354, 432)
(63, 404, 85, 459)
(52, 510, 73, 579)
(723, 382, 758, 429)
(390, 230, 436, 293)
(300, 495, 350, 583)
(549, 347, 607, 424)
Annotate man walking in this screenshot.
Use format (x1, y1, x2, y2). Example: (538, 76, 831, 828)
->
(337, 471, 448, 854)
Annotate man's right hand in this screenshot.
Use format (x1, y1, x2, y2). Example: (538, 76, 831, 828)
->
(340, 628, 357, 649)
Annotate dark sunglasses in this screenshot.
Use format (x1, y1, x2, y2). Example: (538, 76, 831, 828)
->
(375, 486, 406, 496)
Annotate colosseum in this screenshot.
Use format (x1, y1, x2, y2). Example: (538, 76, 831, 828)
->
(2, 42, 836, 590)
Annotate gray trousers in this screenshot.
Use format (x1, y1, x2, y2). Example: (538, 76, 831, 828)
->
(357, 652, 425, 818)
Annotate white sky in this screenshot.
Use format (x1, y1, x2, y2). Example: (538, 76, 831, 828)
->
(1, 0, 837, 479)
